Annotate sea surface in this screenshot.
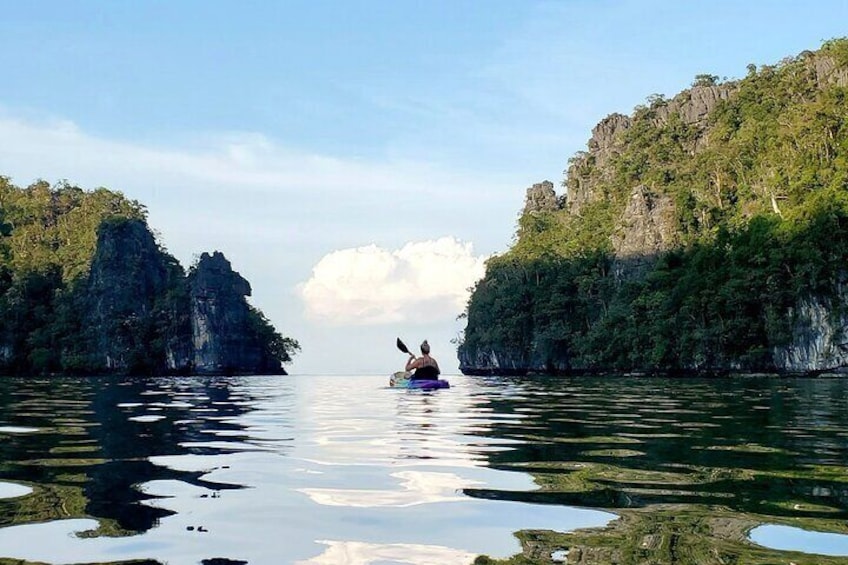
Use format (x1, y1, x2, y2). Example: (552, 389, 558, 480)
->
(0, 374, 847, 564)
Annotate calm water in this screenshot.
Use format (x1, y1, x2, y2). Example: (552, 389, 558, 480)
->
(0, 375, 847, 564)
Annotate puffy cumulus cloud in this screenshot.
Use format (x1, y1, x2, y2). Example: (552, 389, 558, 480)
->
(300, 237, 488, 326)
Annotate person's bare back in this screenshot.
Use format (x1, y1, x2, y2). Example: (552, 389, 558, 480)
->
(405, 340, 440, 379)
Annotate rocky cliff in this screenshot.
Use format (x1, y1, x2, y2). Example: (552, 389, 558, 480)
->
(564, 82, 737, 218)
(772, 288, 848, 373)
(80, 219, 288, 375)
(459, 40, 848, 376)
(86, 219, 182, 373)
(188, 252, 283, 375)
(0, 180, 298, 376)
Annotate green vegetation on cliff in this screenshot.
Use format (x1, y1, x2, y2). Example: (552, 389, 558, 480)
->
(460, 39, 848, 374)
(0, 179, 147, 374)
(0, 178, 147, 281)
(0, 178, 298, 376)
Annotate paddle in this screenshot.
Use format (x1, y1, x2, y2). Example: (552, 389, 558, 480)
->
(392, 338, 415, 385)
(396, 338, 415, 357)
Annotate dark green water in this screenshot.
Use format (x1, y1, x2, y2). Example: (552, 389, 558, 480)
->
(0, 375, 846, 564)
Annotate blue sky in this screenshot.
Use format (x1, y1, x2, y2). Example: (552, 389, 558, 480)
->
(2, 1, 847, 374)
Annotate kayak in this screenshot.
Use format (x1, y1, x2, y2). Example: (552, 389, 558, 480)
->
(390, 371, 450, 390)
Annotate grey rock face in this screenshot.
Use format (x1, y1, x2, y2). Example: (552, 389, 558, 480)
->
(813, 55, 848, 88)
(611, 185, 677, 258)
(457, 345, 544, 376)
(188, 252, 282, 375)
(523, 181, 560, 215)
(189, 252, 250, 374)
(772, 290, 848, 373)
(588, 113, 632, 165)
(654, 84, 737, 128)
(566, 113, 631, 215)
(611, 185, 677, 278)
(87, 219, 169, 371)
(85, 221, 285, 375)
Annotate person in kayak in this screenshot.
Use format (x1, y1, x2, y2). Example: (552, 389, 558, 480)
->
(405, 340, 441, 380)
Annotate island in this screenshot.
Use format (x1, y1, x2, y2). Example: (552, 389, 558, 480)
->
(458, 38, 848, 376)
(0, 180, 299, 376)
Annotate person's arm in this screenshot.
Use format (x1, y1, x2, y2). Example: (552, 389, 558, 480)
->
(405, 355, 420, 372)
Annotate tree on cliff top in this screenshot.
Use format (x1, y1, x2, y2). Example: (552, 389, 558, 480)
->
(0, 177, 147, 282)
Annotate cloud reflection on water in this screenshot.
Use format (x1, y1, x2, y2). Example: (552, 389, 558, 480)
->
(299, 470, 479, 507)
(296, 539, 477, 565)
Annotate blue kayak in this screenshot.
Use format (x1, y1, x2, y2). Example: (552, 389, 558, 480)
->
(390, 371, 450, 390)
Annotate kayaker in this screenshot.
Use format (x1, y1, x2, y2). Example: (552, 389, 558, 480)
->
(405, 340, 441, 380)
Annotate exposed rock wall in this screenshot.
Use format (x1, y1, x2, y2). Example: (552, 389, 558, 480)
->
(86, 219, 170, 371)
(522, 181, 561, 215)
(654, 84, 737, 128)
(772, 289, 848, 373)
(611, 185, 677, 278)
(564, 83, 737, 216)
(458, 346, 538, 376)
(84, 221, 285, 375)
(565, 113, 631, 215)
(813, 54, 848, 88)
(457, 345, 570, 376)
(188, 252, 283, 375)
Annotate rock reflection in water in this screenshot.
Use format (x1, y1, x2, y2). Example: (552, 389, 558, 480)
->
(0, 376, 261, 543)
(464, 375, 848, 564)
(0, 375, 618, 564)
(0, 375, 847, 564)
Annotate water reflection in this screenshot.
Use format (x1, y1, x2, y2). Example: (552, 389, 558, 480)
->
(751, 524, 848, 557)
(0, 375, 616, 563)
(462, 376, 848, 563)
(0, 375, 846, 563)
(297, 539, 477, 565)
(0, 376, 262, 547)
(0, 481, 31, 499)
(299, 470, 477, 507)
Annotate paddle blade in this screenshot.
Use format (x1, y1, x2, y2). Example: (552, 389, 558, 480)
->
(396, 338, 410, 354)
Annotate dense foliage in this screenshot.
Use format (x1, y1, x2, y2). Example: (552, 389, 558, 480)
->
(1, 179, 145, 374)
(0, 178, 147, 281)
(0, 178, 298, 376)
(461, 39, 848, 373)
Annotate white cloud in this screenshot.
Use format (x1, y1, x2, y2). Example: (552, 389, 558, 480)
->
(0, 112, 517, 202)
(300, 237, 488, 326)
